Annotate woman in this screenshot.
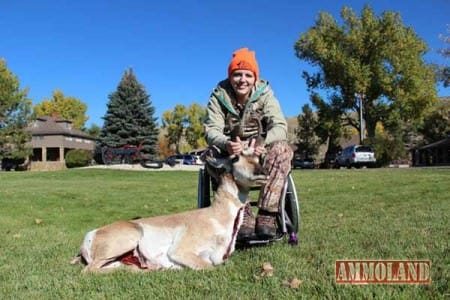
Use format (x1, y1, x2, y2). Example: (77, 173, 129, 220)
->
(204, 48, 293, 240)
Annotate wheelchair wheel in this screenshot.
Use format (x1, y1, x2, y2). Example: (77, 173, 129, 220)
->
(278, 173, 300, 245)
(197, 168, 211, 208)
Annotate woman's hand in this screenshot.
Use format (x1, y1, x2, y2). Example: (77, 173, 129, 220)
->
(248, 138, 264, 157)
(226, 137, 264, 157)
(226, 136, 243, 155)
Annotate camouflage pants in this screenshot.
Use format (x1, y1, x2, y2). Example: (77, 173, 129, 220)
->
(258, 141, 293, 213)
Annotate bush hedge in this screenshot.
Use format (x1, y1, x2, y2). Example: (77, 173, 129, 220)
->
(65, 149, 93, 168)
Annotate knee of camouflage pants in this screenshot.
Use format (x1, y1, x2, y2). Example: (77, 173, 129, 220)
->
(258, 141, 293, 213)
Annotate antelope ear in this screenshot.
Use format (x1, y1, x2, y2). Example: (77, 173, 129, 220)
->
(205, 156, 223, 168)
(205, 156, 233, 180)
(205, 156, 232, 170)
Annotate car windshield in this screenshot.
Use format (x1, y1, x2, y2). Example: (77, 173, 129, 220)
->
(356, 146, 373, 152)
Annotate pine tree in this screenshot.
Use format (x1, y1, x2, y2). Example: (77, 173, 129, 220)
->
(295, 104, 319, 158)
(99, 68, 159, 158)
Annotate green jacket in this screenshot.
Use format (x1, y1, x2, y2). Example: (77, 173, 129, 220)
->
(204, 78, 288, 151)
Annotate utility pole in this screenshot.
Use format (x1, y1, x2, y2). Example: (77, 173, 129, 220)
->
(357, 93, 364, 144)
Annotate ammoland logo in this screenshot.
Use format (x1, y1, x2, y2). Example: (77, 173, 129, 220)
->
(335, 260, 431, 284)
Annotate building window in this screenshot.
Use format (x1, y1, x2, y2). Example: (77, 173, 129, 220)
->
(47, 148, 60, 161)
(32, 148, 43, 161)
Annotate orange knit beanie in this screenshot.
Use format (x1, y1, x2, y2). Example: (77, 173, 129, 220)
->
(227, 48, 259, 80)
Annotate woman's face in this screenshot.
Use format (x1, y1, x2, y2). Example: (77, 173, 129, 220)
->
(229, 70, 256, 100)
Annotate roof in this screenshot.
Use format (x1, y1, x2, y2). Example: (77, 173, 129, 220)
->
(418, 136, 450, 150)
(27, 116, 96, 140)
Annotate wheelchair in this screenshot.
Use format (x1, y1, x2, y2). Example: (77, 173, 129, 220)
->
(197, 167, 300, 246)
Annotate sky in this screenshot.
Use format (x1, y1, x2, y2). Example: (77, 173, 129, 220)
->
(1, 0, 449, 127)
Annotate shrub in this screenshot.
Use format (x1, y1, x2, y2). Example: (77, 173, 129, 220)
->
(366, 135, 407, 167)
(65, 149, 93, 168)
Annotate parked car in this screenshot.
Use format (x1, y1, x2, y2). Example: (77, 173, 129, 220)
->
(335, 145, 376, 168)
(292, 158, 315, 169)
(182, 155, 197, 165)
(193, 155, 203, 165)
(165, 154, 203, 166)
(165, 154, 184, 166)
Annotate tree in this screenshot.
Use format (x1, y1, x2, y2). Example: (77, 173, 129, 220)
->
(158, 137, 173, 158)
(162, 103, 207, 154)
(185, 103, 207, 150)
(33, 89, 88, 130)
(161, 104, 188, 154)
(294, 5, 438, 141)
(311, 93, 350, 166)
(419, 98, 449, 144)
(86, 123, 101, 139)
(99, 68, 159, 157)
(295, 104, 319, 158)
(0, 59, 32, 161)
(438, 26, 449, 87)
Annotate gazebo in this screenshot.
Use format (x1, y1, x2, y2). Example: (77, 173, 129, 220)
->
(27, 116, 96, 170)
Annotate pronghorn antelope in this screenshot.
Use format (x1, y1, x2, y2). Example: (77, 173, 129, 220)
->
(71, 139, 266, 272)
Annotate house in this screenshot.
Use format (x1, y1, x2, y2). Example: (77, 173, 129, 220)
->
(412, 135, 450, 167)
(27, 116, 96, 171)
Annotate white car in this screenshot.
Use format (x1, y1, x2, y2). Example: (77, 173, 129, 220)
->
(335, 145, 376, 168)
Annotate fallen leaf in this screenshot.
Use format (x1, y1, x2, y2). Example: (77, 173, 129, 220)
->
(283, 277, 302, 289)
(254, 262, 275, 279)
(261, 262, 274, 277)
(35, 218, 43, 224)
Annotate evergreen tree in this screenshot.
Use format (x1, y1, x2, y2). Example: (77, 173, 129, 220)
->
(295, 104, 319, 158)
(99, 68, 159, 157)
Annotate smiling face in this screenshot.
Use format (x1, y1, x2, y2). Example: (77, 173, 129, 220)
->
(229, 69, 256, 103)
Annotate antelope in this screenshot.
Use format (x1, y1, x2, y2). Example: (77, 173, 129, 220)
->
(71, 139, 266, 272)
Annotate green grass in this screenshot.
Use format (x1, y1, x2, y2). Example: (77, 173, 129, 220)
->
(0, 168, 448, 299)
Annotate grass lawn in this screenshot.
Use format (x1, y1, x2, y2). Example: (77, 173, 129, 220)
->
(0, 168, 448, 299)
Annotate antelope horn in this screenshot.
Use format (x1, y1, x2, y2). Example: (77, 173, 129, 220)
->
(228, 117, 241, 142)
